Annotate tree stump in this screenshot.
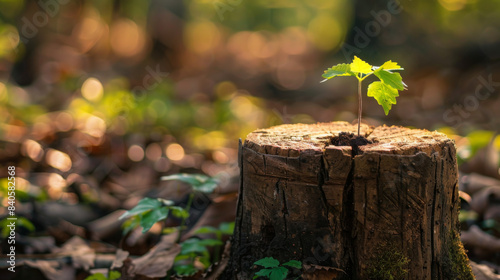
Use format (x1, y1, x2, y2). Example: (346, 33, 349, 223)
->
(223, 122, 473, 280)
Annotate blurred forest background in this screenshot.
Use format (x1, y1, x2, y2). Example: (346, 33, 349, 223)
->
(1, 0, 500, 279)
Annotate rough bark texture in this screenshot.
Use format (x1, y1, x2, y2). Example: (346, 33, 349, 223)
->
(222, 122, 473, 280)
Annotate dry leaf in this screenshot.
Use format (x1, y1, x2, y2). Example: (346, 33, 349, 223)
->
(462, 225, 500, 253)
(469, 186, 500, 215)
(110, 249, 130, 270)
(460, 173, 500, 196)
(302, 264, 346, 280)
(24, 260, 75, 280)
(471, 261, 500, 280)
(129, 233, 181, 278)
(53, 236, 96, 270)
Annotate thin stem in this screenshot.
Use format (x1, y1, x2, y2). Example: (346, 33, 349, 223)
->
(176, 192, 195, 243)
(214, 232, 222, 263)
(357, 79, 362, 136)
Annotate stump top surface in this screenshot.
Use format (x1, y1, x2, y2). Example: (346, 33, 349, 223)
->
(245, 122, 452, 156)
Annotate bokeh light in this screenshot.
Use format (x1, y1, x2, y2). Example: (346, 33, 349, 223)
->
(145, 143, 163, 161)
(110, 19, 146, 57)
(22, 139, 44, 162)
(46, 149, 72, 172)
(166, 143, 185, 161)
(81, 78, 104, 102)
(128, 145, 145, 162)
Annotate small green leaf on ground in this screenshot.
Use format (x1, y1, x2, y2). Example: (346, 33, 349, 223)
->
(109, 271, 121, 280)
(254, 257, 280, 268)
(119, 197, 170, 220)
(161, 173, 219, 194)
(282, 260, 302, 269)
(139, 206, 169, 233)
(269, 266, 289, 280)
(254, 268, 273, 279)
(84, 273, 107, 280)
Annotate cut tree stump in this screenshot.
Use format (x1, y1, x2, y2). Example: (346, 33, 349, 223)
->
(222, 122, 473, 280)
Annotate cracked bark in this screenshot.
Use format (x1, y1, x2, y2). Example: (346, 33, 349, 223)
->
(221, 122, 473, 280)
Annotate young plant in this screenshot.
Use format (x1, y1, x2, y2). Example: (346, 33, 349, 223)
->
(119, 173, 222, 277)
(171, 222, 233, 277)
(173, 237, 223, 276)
(0, 216, 35, 238)
(119, 173, 218, 234)
(84, 271, 121, 280)
(321, 56, 407, 136)
(194, 222, 234, 262)
(119, 197, 188, 234)
(253, 257, 302, 280)
(161, 173, 219, 240)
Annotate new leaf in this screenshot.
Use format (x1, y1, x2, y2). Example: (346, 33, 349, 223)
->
(367, 81, 399, 115)
(350, 56, 372, 74)
(374, 70, 406, 91)
(321, 57, 407, 118)
(321, 63, 353, 81)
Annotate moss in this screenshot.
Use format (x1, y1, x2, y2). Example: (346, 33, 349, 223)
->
(444, 230, 474, 280)
(367, 243, 410, 280)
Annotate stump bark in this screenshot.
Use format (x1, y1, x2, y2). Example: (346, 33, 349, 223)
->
(223, 122, 473, 280)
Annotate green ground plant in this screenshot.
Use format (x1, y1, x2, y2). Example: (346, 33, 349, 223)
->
(84, 271, 121, 280)
(253, 257, 302, 280)
(119, 173, 233, 277)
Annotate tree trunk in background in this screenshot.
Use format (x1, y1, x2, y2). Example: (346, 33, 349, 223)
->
(222, 122, 474, 280)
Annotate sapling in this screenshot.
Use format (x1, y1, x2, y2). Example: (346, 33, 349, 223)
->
(321, 56, 407, 136)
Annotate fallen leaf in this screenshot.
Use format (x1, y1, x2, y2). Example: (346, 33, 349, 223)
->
(53, 236, 96, 270)
(129, 233, 181, 278)
(471, 261, 500, 280)
(469, 186, 500, 215)
(302, 264, 346, 280)
(23, 260, 75, 280)
(110, 249, 130, 270)
(461, 225, 500, 253)
(460, 173, 500, 196)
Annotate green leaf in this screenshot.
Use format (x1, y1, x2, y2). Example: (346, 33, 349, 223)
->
(321, 63, 353, 80)
(161, 173, 219, 194)
(84, 273, 107, 280)
(194, 226, 218, 234)
(379, 60, 403, 71)
(270, 266, 288, 280)
(174, 264, 198, 276)
(374, 69, 406, 91)
(121, 215, 140, 235)
(170, 206, 190, 219)
(139, 206, 169, 233)
(197, 238, 223, 246)
(367, 81, 399, 115)
(254, 268, 273, 279)
(254, 257, 280, 268)
(109, 271, 121, 280)
(350, 56, 372, 74)
(219, 222, 235, 235)
(119, 197, 162, 220)
(193, 177, 219, 193)
(180, 238, 221, 254)
(0, 216, 35, 238)
(282, 260, 302, 269)
(16, 217, 35, 232)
